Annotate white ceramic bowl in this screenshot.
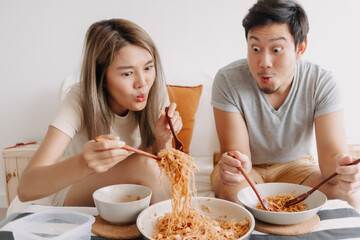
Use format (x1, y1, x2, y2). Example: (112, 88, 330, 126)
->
(93, 184, 152, 225)
(237, 182, 327, 225)
(137, 197, 255, 240)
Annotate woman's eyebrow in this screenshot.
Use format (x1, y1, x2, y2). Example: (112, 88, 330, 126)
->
(116, 59, 154, 70)
(145, 59, 154, 65)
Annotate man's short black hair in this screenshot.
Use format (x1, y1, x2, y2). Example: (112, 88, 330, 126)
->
(243, 0, 309, 46)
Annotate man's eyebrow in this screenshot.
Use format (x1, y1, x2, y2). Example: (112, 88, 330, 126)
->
(116, 59, 154, 70)
(249, 36, 260, 41)
(249, 35, 287, 42)
(269, 36, 287, 42)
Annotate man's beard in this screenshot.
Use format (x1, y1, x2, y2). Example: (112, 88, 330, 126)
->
(260, 86, 279, 94)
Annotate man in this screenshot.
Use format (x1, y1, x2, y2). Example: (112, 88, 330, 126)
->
(211, 0, 360, 210)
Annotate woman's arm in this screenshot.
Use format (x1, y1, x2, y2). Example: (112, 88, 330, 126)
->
(17, 126, 93, 201)
(18, 123, 133, 202)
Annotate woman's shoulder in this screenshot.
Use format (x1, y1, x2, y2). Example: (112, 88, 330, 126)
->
(58, 83, 83, 110)
(64, 83, 81, 100)
(51, 83, 83, 138)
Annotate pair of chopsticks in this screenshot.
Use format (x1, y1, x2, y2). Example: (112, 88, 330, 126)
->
(94, 108, 184, 160)
(94, 137, 160, 160)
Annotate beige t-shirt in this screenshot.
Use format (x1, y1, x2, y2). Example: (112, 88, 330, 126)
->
(51, 83, 141, 162)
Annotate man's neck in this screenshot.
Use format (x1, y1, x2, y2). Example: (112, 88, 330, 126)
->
(265, 81, 293, 110)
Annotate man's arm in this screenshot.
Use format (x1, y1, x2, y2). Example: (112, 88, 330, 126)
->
(211, 107, 252, 203)
(313, 109, 360, 211)
(314, 110, 347, 183)
(214, 108, 251, 155)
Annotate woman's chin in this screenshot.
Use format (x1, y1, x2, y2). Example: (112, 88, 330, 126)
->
(131, 102, 147, 112)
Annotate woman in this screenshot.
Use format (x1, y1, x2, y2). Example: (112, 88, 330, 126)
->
(17, 19, 181, 206)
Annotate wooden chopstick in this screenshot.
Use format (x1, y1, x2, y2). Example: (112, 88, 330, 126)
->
(94, 136, 160, 160)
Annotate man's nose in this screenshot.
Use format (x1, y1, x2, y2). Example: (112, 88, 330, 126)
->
(259, 52, 273, 68)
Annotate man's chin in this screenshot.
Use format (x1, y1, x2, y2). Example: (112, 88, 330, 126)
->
(260, 87, 277, 94)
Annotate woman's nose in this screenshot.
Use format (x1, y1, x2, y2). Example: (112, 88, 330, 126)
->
(134, 72, 146, 88)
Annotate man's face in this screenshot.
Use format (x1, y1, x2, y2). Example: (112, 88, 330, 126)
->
(247, 23, 303, 94)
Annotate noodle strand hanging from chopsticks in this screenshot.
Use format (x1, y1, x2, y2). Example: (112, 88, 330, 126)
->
(154, 148, 250, 240)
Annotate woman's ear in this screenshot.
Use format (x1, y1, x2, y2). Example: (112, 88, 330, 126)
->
(296, 39, 307, 60)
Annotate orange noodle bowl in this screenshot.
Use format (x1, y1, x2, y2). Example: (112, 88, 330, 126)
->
(138, 148, 254, 239)
(237, 183, 327, 225)
(137, 197, 255, 240)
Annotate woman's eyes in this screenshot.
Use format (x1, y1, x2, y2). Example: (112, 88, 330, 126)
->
(122, 72, 132, 77)
(121, 66, 153, 77)
(145, 65, 154, 71)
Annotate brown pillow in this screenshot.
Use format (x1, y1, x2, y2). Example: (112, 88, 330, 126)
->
(166, 85, 203, 153)
(213, 151, 221, 166)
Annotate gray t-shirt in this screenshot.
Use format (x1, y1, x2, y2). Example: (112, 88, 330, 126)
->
(211, 59, 343, 165)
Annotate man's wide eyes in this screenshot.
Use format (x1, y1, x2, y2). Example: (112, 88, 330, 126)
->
(252, 46, 260, 52)
(251, 46, 283, 53)
(273, 47, 282, 53)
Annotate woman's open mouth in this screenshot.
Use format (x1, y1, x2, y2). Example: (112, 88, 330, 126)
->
(136, 94, 146, 102)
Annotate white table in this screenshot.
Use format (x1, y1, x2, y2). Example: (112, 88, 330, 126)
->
(1, 199, 359, 240)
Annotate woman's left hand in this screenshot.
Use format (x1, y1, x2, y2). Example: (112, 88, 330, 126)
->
(154, 102, 183, 151)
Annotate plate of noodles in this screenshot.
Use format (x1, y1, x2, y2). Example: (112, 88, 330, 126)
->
(146, 148, 253, 239)
(237, 182, 327, 225)
(137, 196, 255, 240)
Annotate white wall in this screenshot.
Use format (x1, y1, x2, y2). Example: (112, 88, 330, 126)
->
(1, 0, 359, 207)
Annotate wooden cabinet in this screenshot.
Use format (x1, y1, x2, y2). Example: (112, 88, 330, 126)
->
(2, 143, 40, 205)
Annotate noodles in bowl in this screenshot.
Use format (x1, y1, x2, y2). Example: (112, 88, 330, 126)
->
(237, 182, 327, 225)
(255, 193, 308, 212)
(137, 197, 255, 240)
(137, 148, 254, 239)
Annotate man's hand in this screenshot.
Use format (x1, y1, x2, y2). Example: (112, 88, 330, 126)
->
(336, 154, 360, 194)
(218, 151, 252, 186)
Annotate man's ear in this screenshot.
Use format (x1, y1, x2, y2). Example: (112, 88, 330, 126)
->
(296, 39, 307, 60)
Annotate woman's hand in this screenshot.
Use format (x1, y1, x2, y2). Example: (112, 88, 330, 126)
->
(218, 151, 252, 186)
(83, 134, 132, 173)
(154, 103, 183, 151)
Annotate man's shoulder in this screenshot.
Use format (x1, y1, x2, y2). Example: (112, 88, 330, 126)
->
(213, 59, 254, 91)
(218, 58, 249, 74)
(297, 60, 332, 75)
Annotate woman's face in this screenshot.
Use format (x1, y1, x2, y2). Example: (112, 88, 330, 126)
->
(105, 44, 156, 116)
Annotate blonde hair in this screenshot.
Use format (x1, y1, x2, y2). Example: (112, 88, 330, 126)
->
(80, 19, 166, 149)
